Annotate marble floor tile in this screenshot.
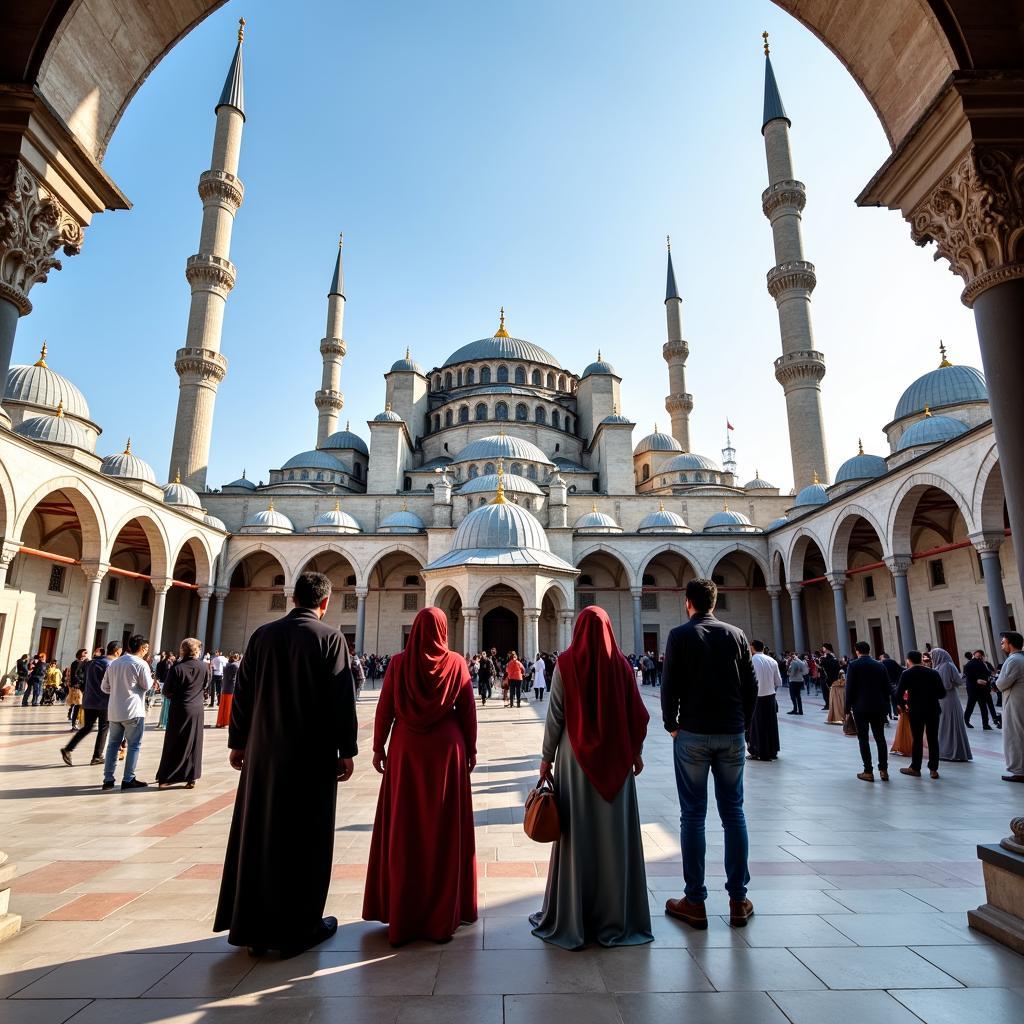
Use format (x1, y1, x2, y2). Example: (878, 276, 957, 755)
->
(734, 913, 854, 947)
(433, 948, 606, 995)
(688, 947, 826, 991)
(591, 947, 713, 992)
(910, 944, 1024, 988)
(890, 987, 1024, 1024)
(616, 991, 791, 1024)
(504, 993, 623, 1024)
(769, 988, 925, 1023)
(11, 952, 189, 998)
(789, 946, 962, 990)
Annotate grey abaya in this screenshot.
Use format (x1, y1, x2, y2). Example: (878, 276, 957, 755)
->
(996, 651, 1024, 776)
(932, 648, 972, 762)
(529, 667, 653, 950)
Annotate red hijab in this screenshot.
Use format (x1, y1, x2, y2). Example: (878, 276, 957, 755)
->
(557, 605, 650, 802)
(390, 606, 469, 730)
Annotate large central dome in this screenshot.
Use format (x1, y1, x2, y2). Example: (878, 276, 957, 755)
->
(442, 335, 561, 369)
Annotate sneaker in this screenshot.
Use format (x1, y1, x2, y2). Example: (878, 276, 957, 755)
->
(857, 771, 874, 782)
(121, 778, 149, 790)
(665, 897, 708, 930)
(60, 747, 72, 767)
(101, 780, 115, 790)
(900, 767, 921, 777)
(729, 898, 754, 928)
(90, 757, 104, 765)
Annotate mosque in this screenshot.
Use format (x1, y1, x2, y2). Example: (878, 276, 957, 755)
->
(0, 27, 1014, 671)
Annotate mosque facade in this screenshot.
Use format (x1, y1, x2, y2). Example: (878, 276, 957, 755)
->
(0, 30, 1016, 673)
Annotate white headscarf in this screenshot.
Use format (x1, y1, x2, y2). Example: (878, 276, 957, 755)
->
(931, 648, 961, 691)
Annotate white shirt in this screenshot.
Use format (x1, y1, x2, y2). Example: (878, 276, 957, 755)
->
(752, 652, 783, 697)
(211, 655, 228, 675)
(101, 653, 153, 721)
(533, 658, 546, 688)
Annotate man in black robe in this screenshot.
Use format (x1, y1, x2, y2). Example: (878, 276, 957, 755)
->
(214, 571, 358, 956)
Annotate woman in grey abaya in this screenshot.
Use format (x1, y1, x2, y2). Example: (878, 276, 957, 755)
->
(530, 605, 653, 950)
(932, 647, 972, 762)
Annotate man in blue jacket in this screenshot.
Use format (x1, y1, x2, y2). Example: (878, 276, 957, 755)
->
(61, 640, 120, 766)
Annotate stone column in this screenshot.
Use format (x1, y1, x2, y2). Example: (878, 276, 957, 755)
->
(886, 556, 917, 656)
(462, 606, 479, 655)
(0, 540, 21, 586)
(559, 612, 574, 652)
(524, 609, 540, 660)
(149, 579, 172, 653)
(788, 587, 807, 654)
(354, 586, 368, 653)
(78, 561, 109, 652)
(631, 587, 644, 656)
(973, 535, 1012, 659)
(195, 587, 213, 651)
(767, 585, 785, 655)
(827, 572, 850, 658)
(211, 587, 229, 652)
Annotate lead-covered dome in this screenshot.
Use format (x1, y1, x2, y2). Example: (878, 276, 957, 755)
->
(704, 507, 759, 533)
(896, 413, 968, 451)
(835, 449, 887, 483)
(581, 352, 616, 378)
(633, 429, 683, 456)
(241, 503, 294, 534)
(374, 407, 403, 422)
(443, 328, 561, 369)
(308, 502, 361, 534)
(744, 472, 775, 490)
(14, 406, 91, 450)
(6, 344, 90, 420)
(767, 515, 789, 530)
(379, 508, 425, 534)
(452, 434, 553, 466)
(322, 424, 368, 455)
(573, 508, 622, 533)
(101, 440, 156, 484)
(894, 361, 987, 421)
(204, 513, 227, 531)
(163, 474, 203, 509)
(460, 473, 543, 496)
(638, 505, 692, 533)
(389, 349, 423, 374)
(282, 449, 347, 472)
(792, 481, 829, 508)
(223, 471, 257, 491)
(662, 452, 722, 474)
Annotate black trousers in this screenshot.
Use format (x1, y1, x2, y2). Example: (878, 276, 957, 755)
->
(210, 675, 222, 706)
(855, 710, 888, 772)
(508, 680, 522, 707)
(479, 679, 492, 702)
(788, 681, 803, 714)
(909, 709, 940, 772)
(964, 685, 996, 726)
(64, 707, 109, 760)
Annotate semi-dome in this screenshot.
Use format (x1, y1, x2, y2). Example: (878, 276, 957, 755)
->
(6, 344, 91, 420)
(573, 508, 622, 533)
(373, 406, 403, 422)
(282, 449, 346, 472)
(662, 452, 722, 474)
(442, 314, 561, 370)
(379, 507, 426, 534)
(101, 440, 156, 484)
(767, 515, 789, 530)
(241, 503, 294, 534)
(744, 472, 775, 490)
(638, 505, 692, 533)
(223, 470, 257, 491)
(452, 434, 553, 466)
(894, 359, 987, 421)
(203, 513, 227, 531)
(897, 413, 968, 451)
(308, 502, 361, 534)
(835, 445, 888, 483)
(704, 507, 758, 533)
(322, 423, 369, 455)
(581, 352, 616, 378)
(14, 405, 91, 450)
(793, 481, 829, 508)
(459, 473, 543, 496)
(163, 473, 203, 509)
(389, 349, 423, 374)
(633, 429, 683, 456)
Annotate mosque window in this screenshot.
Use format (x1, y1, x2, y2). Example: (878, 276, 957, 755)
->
(496, 402, 509, 420)
(466, 368, 475, 385)
(433, 415, 440, 432)
(863, 575, 875, 600)
(475, 403, 487, 421)
(403, 477, 412, 491)
(929, 559, 947, 588)
(354, 463, 362, 480)
(642, 593, 658, 610)
(404, 575, 420, 587)
(695, 472, 704, 483)
(579, 574, 594, 586)
(577, 592, 597, 610)
(552, 410, 560, 429)
(531, 369, 541, 386)
(485, 462, 496, 475)
(301, 470, 309, 481)
(511, 462, 523, 476)
(273, 574, 285, 587)
(106, 577, 119, 603)
(141, 588, 150, 607)
(497, 365, 509, 383)
(565, 416, 573, 433)
(557, 375, 566, 391)
(479, 497, 487, 506)
(547, 372, 555, 389)
(481, 366, 491, 384)
(445, 410, 454, 427)
(343, 594, 358, 610)
(316, 472, 324, 481)
(468, 464, 479, 478)
(346, 575, 356, 586)
(457, 370, 463, 386)
(427, 483, 434, 492)
(271, 594, 287, 611)
(445, 372, 453, 389)
(403, 593, 419, 611)
(527, 464, 537, 480)
(712, 574, 728, 610)
(288, 471, 294, 480)
(515, 366, 526, 385)
(515, 403, 528, 421)
(434, 375, 442, 390)
(593, 478, 600, 492)
(535, 406, 546, 424)
(569, 485, 577, 494)
(459, 405, 469, 423)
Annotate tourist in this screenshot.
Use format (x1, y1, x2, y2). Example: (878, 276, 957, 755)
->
(156, 638, 207, 789)
(351, 653, 365, 696)
(65, 648, 88, 728)
(933, 647, 972, 762)
(845, 640, 892, 782)
(879, 651, 903, 720)
(477, 651, 493, 705)
(996, 631, 1024, 783)
(208, 648, 227, 707)
(214, 571, 358, 957)
(964, 649, 998, 729)
(786, 651, 807, 715)
(216, 652, 240, 728)
(43, 660, 62, 704)
(15, 653, 29, 695)
(533, 652, 546, 701)
(100, 634, 153, 790)
(363, 606, 477, 945)
(61, 641, 119, 766)
(826, 669, 846, 724)
(748, 639, 781, 761)
(897, 650, 945, 779)
(22, 655, 44, 706)
(661, 578, 756, 930)
(819, 643, 840, 710)
(157, 653, 176, 729)
(506, 650, 525, 708)
(531, 605, 652, 950)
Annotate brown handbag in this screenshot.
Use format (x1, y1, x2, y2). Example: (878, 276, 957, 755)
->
(523, 778, 560, 843)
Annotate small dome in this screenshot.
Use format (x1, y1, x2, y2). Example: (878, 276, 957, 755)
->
(766, 515, 789, 530)
(704, 507, 758, 533)
(6, 343, 91, 420)
(379, 508, 426, 534)
(581, 352, 616, 379)
(223, 471, 257, 491)
(744, 473, 775, 490)
(374, 407, 403, 422)
(638, 506, 692, 533)
(459, 473, 543, 496)
(242, 504, 294, 534)
(203, 513, 227, 531)
(390, 349, 423, 374)
(15, 406, 91, 450)
(835, 448, 888, 483)
(793, 481, 829, 508)
(452, 434, 553, 466)
(163, 474, 203, 509)
(600, 413, 632, 425)
(101, 440, 156, 484)
(309, 502, 361, 534)
(573, 508, 622, 533)
(282, 449, 346, 472)
(894, 360, 987, 421)
(662, 452, 722, 474)
(321, 424, 369, 456)
(633, 429, 683, 456)
(897, 413, 968, 451)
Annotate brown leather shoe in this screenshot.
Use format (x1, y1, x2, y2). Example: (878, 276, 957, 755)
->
(930, 770, 940, 779)
(665, 896, 708, 930)
(879, 769, 889, 781)
(899, 767, 921, 777)
(729, 898, 754, 927)
(857, 771, 874, 782)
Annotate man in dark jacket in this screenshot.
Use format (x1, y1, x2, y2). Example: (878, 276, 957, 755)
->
(964, 649, 998, 729)
(846, 641, 892, 781)
(897, 650, 946, 779)
(879, 652, 903, 720)
(215, 572, 358, 957)
(61, 641, 120, 765)
(661, 578, 757, 931)
(22, 653, 46, 706)
(819, 643, 840, 710)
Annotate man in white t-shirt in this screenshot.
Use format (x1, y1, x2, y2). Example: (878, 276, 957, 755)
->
(210, 649, 229, 708)
(100, 634, 153, 790)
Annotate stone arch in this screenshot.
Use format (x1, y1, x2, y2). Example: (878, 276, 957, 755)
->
(636, 543, 701, 587)
(0, 457, 14, 540)
(540, 578, 573, 612)
(706, 542, 771, 583)
(360, 543, 425, 588)
(220, 541, 294, 589)
(785, 527, 830, 584)
(105, 508, 172, 580)
(972, 443, 1005, 536)
(887, 472, 974, 554)
(14, 476, 107, 560)
(468, 574, 533, 609)
(769, 548, 787, 587)
(574, 543, 636, 589)
(426, 578, 466, 609)
(170, 533, 216, 588)
(828, 504, 889, 574)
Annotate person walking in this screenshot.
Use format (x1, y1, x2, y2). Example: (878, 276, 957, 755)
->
(209, 649, 228, 708)
(964, 649, 998, 729)
(786, 652, 807, 715)
(531, 605, 652, 950)
(215, 652, 239, 728)
(22, 653, 46, 707)
(477, 652, 493, 706)
(214, 572, 358, 957)
(879, 652, 904, 720)
(363, 607, 477, 945)
(996, 631, 1024, 782)
(897, 650, 946, 779)
(61, 641, 119, 766)
(15, 654, 29, 696)
(933, 647, 973, 762)
(661, 578, 757, 930)
(747, 640, 782, 761)
(65, 648, 88, 728)
(845, 641, 892, 782)
(532, 652, 546, 701)
(156, 638, 207, 789)
(505, 651, 525, 709)
(100, 635, 153, 790)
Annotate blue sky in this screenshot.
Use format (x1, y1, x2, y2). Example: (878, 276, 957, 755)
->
(22, 0, 978, 491)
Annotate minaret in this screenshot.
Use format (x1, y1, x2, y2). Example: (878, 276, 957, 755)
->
(721, 423, 737, 476)
(315, 235, 346, 446)
(662, 236, 692, 450)
(760, 32, 829, 488)
(167, 18, 247, 490)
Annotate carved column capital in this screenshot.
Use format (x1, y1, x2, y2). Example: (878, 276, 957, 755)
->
(78, 560, 110, 584)
(826, 571, 847, 591)
(885, 555, 913, 577)
(197, 586, 214, 600)
(970, 532, 1006, 556)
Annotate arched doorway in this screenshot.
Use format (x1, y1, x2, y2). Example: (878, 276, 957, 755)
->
(574, 549, 632, 650)
(222, 551, 287, 653)
(433, 585, 464, 653)
(301, 550, 358, 652)
(482, 605, 518, 656)
(706, 549, 771, 643)
(363, 549, 426, 654)
(637, 548, 699, 656)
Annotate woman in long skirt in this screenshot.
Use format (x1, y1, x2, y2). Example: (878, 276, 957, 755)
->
(215, 652, 239, 728)
(531, 606, 653, 951)
(826, 670, 846, 724)
(156, 638, 208, 788)
(933, 648, 972, 762)
(363, 607, 477, 945)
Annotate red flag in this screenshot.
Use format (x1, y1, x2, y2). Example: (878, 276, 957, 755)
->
(727, 420, 735, 431)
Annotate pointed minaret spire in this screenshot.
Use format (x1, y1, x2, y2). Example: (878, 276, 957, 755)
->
(168, 19, 248, 489)
(662, 235, 692, 450)
(316, 234, 347, 447)
(760, 35, 829, 488)
(494, 306, 509, 338)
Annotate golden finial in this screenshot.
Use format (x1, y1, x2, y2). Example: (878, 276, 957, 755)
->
(334, 500, 341, 512)
(762, 30, 770, 56)
(405, 346, 411, 360)
(658, 500, 665, 511)
(857, 438, 864, 456)
(597, 349, 602, 362)
(924, 404, 932, 418)
(498, 425, 506, 439)
(174, 468, 181, 484)
(268, 499, 275, 512)
(812, 470, 820, 484)
(494, 306, 509, 339)
(385, 401, 392, 412)
(666, 234, 671, 253)
(402, 498, 408, 511)
(55, 401, 65, 418)
(34, 341, 48, 367)
(238, 17, 245, 44)
(123, 437, 132, 455)
(938, 340, 952, 367)
(493, 457, 506, 504)
(592, 501, 598, 513)
(723, 500, 730, 512)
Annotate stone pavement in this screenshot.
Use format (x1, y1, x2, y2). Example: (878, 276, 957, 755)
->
(1, 682, 1023, 1024)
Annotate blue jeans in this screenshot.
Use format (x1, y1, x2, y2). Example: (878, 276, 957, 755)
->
(22, 680, 41, 706)
(103, 717, 145, 784)
(673, 730, 750, 902)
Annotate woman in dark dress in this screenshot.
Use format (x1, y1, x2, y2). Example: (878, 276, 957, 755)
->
(156, 638, 208, 788)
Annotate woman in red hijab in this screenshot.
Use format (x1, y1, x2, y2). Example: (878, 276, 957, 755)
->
(363, 606, 478, 945)
(530, 605, 652, 950)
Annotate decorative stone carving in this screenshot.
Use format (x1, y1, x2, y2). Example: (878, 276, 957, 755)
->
(826, 571, 848, 592)
(662, 339, 688, 362)
(315, 389, 344, 412)
(185, 253, 236, 295)
(1003, 817, 1024, 855)
(773, 349, 826, 387)
(0, 161, 84, 316)
(174, 347, 228, 384)
(766, 260, 817, 299)
(909, 145, 1024, 306)
(197, 169, 245, 209)
(761, 178, 807, 218)
(885, 555, 914, 577)
(665, 392, 694, 414)
(320, 337, 347, 358)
